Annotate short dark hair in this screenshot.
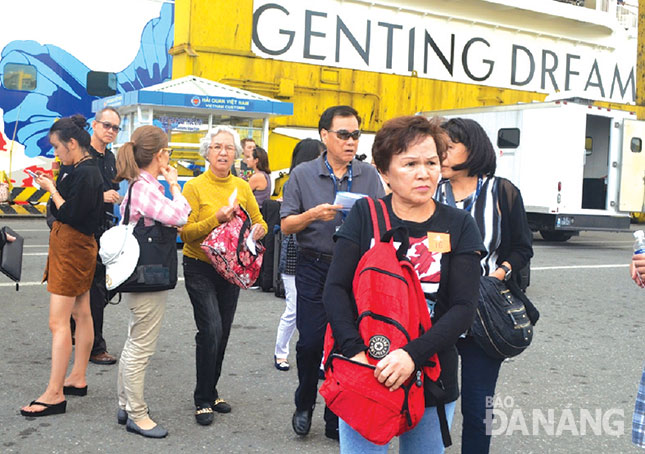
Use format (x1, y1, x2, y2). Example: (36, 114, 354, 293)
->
(252, 146, 271, 174)
(372, 116, 446, 174)
(441, 118, 496, 177)
(318, 105, 361, 134)
(241, 138, 256, 148)
(290, 138, 324, 172)
(96, 106, 121, 123)
(49, 114, 91, 150)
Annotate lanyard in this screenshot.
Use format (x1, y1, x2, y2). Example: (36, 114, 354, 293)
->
(462, 176, 483, 213)
(324, 155, 353, 195)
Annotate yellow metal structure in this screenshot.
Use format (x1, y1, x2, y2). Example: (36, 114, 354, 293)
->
(171, 0, 645, 215)
(172, 0, 645, 138)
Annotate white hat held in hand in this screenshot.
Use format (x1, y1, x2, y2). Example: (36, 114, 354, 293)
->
(99, 224, 140, 290)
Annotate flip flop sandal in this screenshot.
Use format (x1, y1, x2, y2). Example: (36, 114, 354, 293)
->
(20, 400, 67, 417)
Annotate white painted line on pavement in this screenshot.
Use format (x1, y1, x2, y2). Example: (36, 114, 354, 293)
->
(24, 252, 49, 256)
(24, 245, 49, 248)
(0, 277, 186, 288)
(532, 264, 628, 270)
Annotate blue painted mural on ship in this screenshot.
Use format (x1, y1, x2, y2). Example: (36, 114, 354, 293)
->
(0, 3, 174, 158)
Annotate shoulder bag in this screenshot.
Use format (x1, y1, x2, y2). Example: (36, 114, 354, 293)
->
(471, 276, 539, 360)
(200, 205, 265, 289)
(117, 181, 178, 293)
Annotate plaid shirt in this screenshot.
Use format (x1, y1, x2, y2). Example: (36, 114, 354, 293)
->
(120, 171, 190, 227)
(634, 366, 645, 448)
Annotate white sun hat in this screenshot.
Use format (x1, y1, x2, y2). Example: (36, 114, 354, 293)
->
(99, 224, 140, 290)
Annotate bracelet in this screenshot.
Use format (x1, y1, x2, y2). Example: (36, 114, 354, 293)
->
(50, 190, 59, 197)
(170, 183, 181, 191)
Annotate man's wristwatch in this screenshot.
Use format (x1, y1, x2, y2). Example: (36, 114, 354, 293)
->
(499, 264, 512, 282)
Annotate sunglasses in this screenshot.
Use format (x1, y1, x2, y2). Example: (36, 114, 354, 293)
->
(328, 129, 361, 141)
(161, 147, 173, 157)
(97, 120, 121, 133)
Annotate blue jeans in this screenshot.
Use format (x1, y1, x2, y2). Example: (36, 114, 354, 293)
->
(183, 256, 240, 407)
(339, 402, 456, 453)
(457, 336, 503, 454)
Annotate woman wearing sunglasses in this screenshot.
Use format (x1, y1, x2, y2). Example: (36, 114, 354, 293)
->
(113, 126, 191, 438)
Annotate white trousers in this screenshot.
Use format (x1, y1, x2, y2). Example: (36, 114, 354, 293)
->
(117, 291, 167, 421)
(274, 274, 297, 359)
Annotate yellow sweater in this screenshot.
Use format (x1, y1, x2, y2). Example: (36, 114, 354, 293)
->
(181, 170, 268, 264)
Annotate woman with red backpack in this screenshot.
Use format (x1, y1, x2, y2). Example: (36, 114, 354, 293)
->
(322, 115, 484, 452)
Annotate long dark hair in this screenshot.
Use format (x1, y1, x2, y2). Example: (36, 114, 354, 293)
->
(289, 139, 324, 172)
(441, 118, 496, 177)
(49, 114, 91, 150)
(252, 146, 271, 174)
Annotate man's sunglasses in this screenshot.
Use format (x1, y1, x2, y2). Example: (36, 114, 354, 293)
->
(161, 147, 173, 157)
(97, 120, 121, 133)
(328, 129, 361, 141)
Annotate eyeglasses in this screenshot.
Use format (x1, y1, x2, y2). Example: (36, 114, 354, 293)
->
(160, 147, 173, 157)
(328, 129, 361, 141)
(97, 120, 121, 133)
(208, 144, 236, 153)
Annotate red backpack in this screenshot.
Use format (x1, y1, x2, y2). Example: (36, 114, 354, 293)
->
(319, 198, 441, 445)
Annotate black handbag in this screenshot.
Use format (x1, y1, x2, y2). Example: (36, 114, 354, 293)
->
(470, 276, 539, 360)
(117, 182, 178, 293)
(0, 226, 24, 288)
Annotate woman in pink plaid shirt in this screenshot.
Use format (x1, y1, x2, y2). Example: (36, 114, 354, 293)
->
(113, 125, 191, 438)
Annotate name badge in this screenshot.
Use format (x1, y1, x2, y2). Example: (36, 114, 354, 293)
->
(427, 232, 451, 253)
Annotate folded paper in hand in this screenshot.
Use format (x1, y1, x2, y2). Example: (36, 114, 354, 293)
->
(334, 191, 368, 213)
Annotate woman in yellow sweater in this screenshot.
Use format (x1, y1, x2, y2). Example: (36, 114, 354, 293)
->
(181, 126, 267, 426)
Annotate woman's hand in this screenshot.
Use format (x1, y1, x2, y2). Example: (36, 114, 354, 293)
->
(350, 351, 370, 365)
(251, 224, 266, 241)
(631, 254, 645, 288)
(160, 165, 178, 186)
(374, 349, 415, 391)
(216, 204, 237, 224)
(489, 261, 511, 281)
(35, 172, 55, 194)
(5, 233, 16, 242)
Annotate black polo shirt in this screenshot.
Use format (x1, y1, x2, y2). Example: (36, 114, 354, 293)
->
(88, 145, 119, 229)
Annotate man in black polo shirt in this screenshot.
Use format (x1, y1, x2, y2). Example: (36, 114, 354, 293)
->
(87, 107, 121, 365)
(281, 106, 385, 439)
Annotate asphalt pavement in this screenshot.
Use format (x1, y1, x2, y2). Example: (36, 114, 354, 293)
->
(0, 218, 643, 453)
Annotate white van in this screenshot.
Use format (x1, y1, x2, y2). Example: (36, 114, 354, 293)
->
(419, 99, 645, 241)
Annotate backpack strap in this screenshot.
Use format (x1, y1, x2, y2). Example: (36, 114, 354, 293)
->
(366, 198, 382, 243)
(366, 197, 393, 244)
(424, 380, 453, 447)
(378, 198, 391, 231)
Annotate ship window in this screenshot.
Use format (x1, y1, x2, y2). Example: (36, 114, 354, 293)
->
(631, 137, 642, 153)
(86, 71, 117, 97)
(3, 63, 37, 91)
(497, 128, 520, 149)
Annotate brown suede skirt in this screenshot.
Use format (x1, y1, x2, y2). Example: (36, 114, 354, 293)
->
(43, 221, 97, 297)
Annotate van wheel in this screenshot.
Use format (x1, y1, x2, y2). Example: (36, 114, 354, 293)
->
(539, 230, 574, 242)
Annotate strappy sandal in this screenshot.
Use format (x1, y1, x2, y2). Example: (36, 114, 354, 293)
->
(20, 400, 67, 417)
